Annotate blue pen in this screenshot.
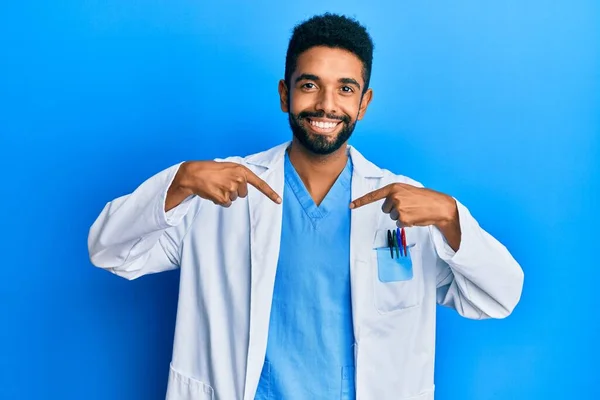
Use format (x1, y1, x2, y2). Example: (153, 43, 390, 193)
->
(396, 227, 403, 256)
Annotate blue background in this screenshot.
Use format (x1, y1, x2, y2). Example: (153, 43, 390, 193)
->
(1, 1, 598, 399)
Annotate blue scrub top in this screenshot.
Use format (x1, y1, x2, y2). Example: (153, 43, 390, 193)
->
(255, 150, 356, 399)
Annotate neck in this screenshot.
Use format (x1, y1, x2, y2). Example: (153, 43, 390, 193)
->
(287, 137, 349, 205)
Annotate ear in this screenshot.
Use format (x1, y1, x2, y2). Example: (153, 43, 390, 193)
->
(278, 79, 289, 113)
(357, 88, 373, 120)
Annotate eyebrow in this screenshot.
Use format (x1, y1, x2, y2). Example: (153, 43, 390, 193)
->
(339, 77, 361, 90)
(295, 74, 361, 91)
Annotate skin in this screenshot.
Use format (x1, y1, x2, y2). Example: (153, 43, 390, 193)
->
(350, 183, 461, 251)
(166, 45, 461, 251)
(278, 46, 372, 206)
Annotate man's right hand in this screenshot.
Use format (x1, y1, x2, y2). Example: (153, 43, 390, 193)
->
(165, 161, 282, 212)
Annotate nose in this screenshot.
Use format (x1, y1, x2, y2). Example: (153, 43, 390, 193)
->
(315, 88, 337, 115)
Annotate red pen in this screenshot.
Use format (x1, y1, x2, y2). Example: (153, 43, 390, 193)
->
(401, 227, 407, 255)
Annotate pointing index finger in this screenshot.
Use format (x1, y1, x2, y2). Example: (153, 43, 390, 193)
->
(350, 185, 391, 209)
(242, 166, 282, 204)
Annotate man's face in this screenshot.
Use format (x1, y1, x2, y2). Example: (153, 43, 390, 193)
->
(279, 46, 373, 155)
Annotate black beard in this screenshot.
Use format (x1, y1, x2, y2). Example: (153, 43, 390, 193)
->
(288, 110, 357, 155)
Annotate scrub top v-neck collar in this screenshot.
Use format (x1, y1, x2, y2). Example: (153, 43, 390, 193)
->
(283, 150, 353, 224)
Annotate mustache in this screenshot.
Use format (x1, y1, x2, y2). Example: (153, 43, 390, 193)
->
(297, 111, 351, 124)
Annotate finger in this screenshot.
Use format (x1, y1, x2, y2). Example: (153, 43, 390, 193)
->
(212, 199, 232, 208)
(396, 217, 414, 228)
(238, 181, 248, 198)
(216, 191, 232, 208)
(229, 191, 238, 202)
(242, 166, 282, 204)
(350, 185, 392, 209)
(390, 208, 399, 221)
(381, 196, 395, 214)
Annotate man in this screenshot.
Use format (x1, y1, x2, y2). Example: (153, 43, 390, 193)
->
(88, 13, 524, 400)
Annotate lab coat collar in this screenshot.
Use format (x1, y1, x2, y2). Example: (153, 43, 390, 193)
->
(246, 140, 384, 178)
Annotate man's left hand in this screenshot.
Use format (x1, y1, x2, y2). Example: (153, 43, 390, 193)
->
(350, 183, 456, 226)
(350, 183, 461, 250)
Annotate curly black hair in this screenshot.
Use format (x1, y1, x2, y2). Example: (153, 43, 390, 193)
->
(284, 13, 374, 93)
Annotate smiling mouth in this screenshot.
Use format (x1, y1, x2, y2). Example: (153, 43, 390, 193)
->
(306, 118, 342, 134)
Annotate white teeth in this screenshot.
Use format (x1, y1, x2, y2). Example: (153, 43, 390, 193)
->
(310, 120, 338, 129)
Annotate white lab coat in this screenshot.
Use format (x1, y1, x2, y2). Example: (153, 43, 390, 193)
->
(88, 141, 524, 400)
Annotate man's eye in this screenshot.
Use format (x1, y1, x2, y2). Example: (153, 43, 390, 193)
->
(302, 83, 316, 89)
(341, 86, 354, 93)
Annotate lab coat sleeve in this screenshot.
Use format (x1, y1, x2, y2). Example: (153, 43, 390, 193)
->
(87, 162, 199, 280)
(429, 199, 524, 319)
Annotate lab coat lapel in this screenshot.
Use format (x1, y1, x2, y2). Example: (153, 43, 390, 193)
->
(348, 146, 384, 343)
(243, 148, 285, 400)
(349, 172, 380, 343)
(349, 144, 385, 265)
(350, 174, 380, 262)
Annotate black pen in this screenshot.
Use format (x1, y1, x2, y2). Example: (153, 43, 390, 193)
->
(387, 230, 394, 258)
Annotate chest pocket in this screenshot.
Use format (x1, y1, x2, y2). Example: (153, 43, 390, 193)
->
(371, 228, 424, 314)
